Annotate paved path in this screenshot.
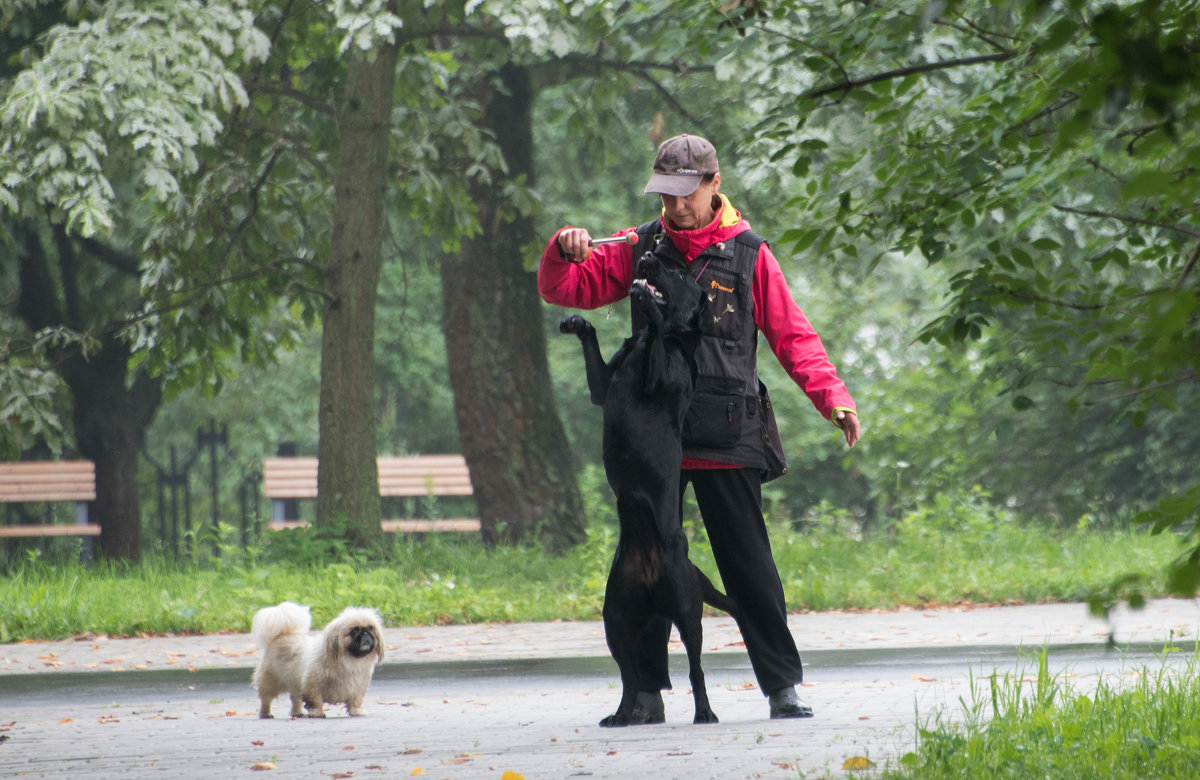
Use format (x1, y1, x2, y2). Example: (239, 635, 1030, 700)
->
(1, 599, 1198, 778)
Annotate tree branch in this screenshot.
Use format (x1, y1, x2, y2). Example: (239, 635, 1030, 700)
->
(241, 74, 333, 115)
(805, 51, 1016, 100)
(1052, 204, 1200, 239)
(1176, 240, 1200, 290)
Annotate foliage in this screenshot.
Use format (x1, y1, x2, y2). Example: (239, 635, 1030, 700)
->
(886, 648, 1200, 779)
(707, 0, 1200, 594)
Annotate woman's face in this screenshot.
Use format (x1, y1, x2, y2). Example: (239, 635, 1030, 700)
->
(660, 173, 721, 231)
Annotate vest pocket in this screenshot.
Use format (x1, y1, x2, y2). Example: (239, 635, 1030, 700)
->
(682, 391, 743, 449)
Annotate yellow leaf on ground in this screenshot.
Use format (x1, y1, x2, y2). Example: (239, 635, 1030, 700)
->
(501, 773, 526, 780)
(842, 756, 876, 770)
(250, 762, 276, 771)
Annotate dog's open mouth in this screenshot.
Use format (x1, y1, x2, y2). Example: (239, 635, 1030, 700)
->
(632, 278, 662, 298)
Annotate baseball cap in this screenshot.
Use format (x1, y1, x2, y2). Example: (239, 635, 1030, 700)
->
(643, 134, 719, 197)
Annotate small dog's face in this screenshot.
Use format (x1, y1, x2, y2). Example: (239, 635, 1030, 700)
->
(344, 624, 379, 659)
(321, 607, 386, 666)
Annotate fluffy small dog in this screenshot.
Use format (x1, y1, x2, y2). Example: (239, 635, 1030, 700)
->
(250, 601, 385, 719)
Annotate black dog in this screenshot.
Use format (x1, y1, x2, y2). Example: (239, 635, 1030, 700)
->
(561, 254, 740, 727)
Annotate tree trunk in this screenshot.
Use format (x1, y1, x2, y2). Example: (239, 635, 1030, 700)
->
(66, 336, 161, 560)
(443, 63, 588, 552)
(316, 37, 399, 549)
(14, 223, 161, 560)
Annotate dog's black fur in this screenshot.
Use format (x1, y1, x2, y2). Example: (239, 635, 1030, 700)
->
(561, 254, 740, 727)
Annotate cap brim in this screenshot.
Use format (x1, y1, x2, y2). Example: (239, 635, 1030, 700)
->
(643, 172, 701, 197)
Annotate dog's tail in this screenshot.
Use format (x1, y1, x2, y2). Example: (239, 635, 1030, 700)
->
(695, 566, 742, 622)
(250, 601, 312, 649)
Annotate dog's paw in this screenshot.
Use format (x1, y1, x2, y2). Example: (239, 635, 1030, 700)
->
(599, 712, 632, 728)
(559, 315, 592, 336)
(693, 708, 720, 725)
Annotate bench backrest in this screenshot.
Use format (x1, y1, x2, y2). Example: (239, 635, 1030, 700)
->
(262, 455, 473, 499)
(0, 461, 97, 503)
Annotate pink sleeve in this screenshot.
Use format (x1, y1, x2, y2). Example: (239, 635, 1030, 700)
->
(752, 243, 857, 420)
(537, 227, 638, 310)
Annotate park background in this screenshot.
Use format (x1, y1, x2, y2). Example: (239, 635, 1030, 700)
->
(2, 1, 1198, 608)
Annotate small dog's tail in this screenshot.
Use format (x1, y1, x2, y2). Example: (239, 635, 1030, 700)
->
(250, 601, 312, 649)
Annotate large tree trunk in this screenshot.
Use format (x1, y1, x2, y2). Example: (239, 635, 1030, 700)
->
(66, 336, 161, 560)
(443, 64, 587, 552)
(316, 36, 399, 549)
(15, 223, 161, 560)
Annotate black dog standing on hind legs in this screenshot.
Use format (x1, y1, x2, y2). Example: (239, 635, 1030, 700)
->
(561, 253, 741, 727)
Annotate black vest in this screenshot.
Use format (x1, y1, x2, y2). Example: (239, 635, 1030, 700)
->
(632, 220, 787, 478)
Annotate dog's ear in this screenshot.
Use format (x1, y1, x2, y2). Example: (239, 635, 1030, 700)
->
(325, 622, 346, 658)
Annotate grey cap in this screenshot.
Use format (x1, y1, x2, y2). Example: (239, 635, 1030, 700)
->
(643, 134, 719, 197)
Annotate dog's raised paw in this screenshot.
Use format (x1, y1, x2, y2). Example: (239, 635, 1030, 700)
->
(559, 315, 591, 335)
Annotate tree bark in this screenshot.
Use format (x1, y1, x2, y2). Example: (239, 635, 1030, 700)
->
(316, 40, 399, 549)
(14, 223, 161, 560)
(442, 63, 587, 552)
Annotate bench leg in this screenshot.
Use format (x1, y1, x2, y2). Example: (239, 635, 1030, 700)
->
(76, 502, 94, 563)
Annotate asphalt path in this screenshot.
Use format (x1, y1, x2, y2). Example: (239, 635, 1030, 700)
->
(2, 600, 1198, 779)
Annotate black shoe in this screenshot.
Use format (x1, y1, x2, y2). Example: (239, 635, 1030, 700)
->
(630, 690, 665, 724)
(768, 686, 814, 719)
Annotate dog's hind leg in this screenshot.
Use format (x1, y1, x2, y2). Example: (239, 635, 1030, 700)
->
(599, 582, 658, 727)
(676, 615, 719, 724)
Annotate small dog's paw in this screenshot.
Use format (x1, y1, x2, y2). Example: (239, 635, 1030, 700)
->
(693, 708, 720, 725)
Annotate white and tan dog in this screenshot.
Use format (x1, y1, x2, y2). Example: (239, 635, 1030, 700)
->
(251, 601, 385, 718)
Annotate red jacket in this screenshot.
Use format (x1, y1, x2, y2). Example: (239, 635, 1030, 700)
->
(539, 195, 856, 463)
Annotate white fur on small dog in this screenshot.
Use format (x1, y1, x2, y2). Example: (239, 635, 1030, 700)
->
(250, 602, 384, 719)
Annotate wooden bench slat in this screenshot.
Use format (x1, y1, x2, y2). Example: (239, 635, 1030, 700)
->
(0, 461, 95, 476)
(0, 524, 102, 538)
(267, 519, 480, 533)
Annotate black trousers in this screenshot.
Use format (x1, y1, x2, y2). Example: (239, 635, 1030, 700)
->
(633, 467, 804, 697)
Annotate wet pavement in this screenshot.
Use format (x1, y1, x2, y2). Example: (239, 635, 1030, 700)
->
(1, 599, 1198, 778)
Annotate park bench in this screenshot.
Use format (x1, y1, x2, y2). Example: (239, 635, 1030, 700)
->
(261, 454, 481, 533)
(0, 460, 101, 538)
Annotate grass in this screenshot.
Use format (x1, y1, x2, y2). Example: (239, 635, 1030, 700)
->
(0, 494, 1183, 642)
(875, 647, 1200, 779)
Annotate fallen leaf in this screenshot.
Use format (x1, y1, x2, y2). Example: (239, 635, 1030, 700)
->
(364, 766, 386, 771)
(250, 761, 276, 771)
(501, 773, 526, 780)
(342, 746, 357, 751)
(911, 675, 936, 682)
(441, 757, 471, 765)
(410, 770, 424, 776)
(58, 718, 73, 724)
(401, 748, 422, 755)
(252, 741, 264, 747)
(329, 773, 354, 779)
(842, 756, 876, 770)
(98, 716, 120, 724)
(773, 762, 796, 770)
